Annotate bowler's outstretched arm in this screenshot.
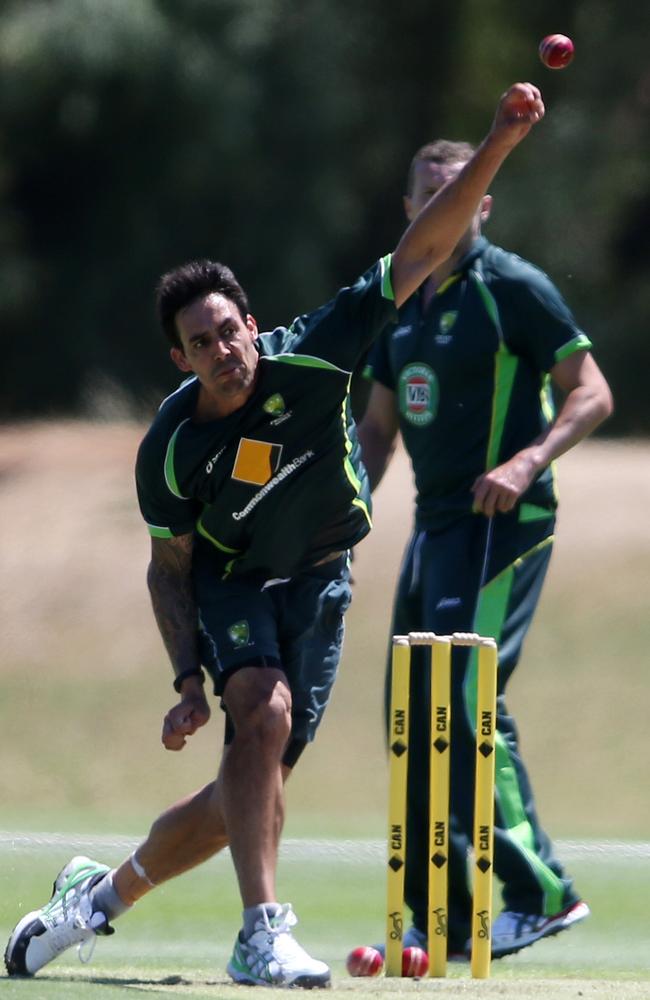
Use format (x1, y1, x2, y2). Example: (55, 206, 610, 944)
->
(391, 83, 544, 308)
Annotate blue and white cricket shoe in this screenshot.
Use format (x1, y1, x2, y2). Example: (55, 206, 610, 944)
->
(482, 900, 590, 959)
(5, 855, 113, 976)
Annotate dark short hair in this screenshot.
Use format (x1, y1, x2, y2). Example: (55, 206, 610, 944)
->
(406, 139, 476, 196)
(156, 260, 250, 348)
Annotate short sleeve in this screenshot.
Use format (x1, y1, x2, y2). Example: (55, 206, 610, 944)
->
(135, 427, 199, 538)
(498, 264, 592, 372)
(363, 326, 396, 390)
(283, 255, 397, 371)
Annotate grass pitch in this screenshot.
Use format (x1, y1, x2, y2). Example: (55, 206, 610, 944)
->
(1, 844, 649, 998)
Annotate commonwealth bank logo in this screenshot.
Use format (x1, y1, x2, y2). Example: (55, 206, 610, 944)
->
(232, 438, 283, 486)
(227, 621, 251, 648)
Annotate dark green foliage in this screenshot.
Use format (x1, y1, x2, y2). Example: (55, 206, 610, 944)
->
(0, 0, 647, 430)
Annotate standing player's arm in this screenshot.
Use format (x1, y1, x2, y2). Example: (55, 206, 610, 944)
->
(147, 533, 211, 751)
(391, 83, 544, 309)
(472, 351, 614, 516)
(357, 382, 400, 491)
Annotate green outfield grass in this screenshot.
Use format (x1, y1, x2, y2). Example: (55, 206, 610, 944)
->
(1, 425, 650, 997)
(1, 846, 649, 998)
(1, 427, 648, 839)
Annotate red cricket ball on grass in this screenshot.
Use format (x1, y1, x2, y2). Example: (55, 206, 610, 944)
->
(345, 945, 384, 977)
(539, 34, 575, 69)
(402, 945, 429, 977)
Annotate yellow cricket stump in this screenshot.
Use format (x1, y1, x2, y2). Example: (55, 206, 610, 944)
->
(385, 636, 411, 976)
(402, 632, 452, 977)
(386, 631, 498, 980)
(426, 636, 451, 977)
(470, 639, 498, 978)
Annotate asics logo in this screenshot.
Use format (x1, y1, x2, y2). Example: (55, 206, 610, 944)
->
(435, 596, 462, 610)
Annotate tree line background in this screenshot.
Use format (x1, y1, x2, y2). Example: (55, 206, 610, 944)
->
(1, 0, 648, 433)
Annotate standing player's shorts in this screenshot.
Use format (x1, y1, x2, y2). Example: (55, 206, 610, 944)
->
(193, 552, 351, 766)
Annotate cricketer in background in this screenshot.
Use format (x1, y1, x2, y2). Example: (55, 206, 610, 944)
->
(358, 136, 613, 960)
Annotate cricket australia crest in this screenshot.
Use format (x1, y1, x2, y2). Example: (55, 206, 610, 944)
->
(227, 620, 251, 647)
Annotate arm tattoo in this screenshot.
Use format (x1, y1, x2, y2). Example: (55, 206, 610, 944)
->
(147, 535, 201, 677)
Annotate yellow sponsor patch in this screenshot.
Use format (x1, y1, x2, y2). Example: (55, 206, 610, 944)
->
(232, 438, 283, 486)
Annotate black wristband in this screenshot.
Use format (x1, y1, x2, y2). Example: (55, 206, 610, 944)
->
(173, 668, 205, 693)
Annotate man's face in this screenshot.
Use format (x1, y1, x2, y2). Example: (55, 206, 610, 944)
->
(404, 159, 491, 250)
(171, 293, 260, 413)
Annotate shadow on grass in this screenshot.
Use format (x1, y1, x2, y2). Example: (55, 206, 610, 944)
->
(13, 972, 226, 988)
(90, 975, 204, 986)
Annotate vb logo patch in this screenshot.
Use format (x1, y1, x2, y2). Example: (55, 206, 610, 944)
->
(227, 620, 251, 648)
(399, 363, 438, 426)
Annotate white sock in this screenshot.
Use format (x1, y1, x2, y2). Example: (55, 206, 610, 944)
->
(243, 902, 281, 938)
(89, 870, 131, 921)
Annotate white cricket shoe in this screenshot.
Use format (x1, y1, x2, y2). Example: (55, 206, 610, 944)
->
(487, 900, 590, 958)
(5, 855, 113, 976)
(227, 903, 331, 988)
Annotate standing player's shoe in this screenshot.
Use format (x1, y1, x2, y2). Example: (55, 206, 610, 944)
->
(227, 903, 331, 988)
(484, 900, 590, 959)
(402, 925, 427, 951)
(4, 855, 114, 976)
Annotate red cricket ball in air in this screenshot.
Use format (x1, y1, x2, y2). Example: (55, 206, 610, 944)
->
(539, 34, 575, 69)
